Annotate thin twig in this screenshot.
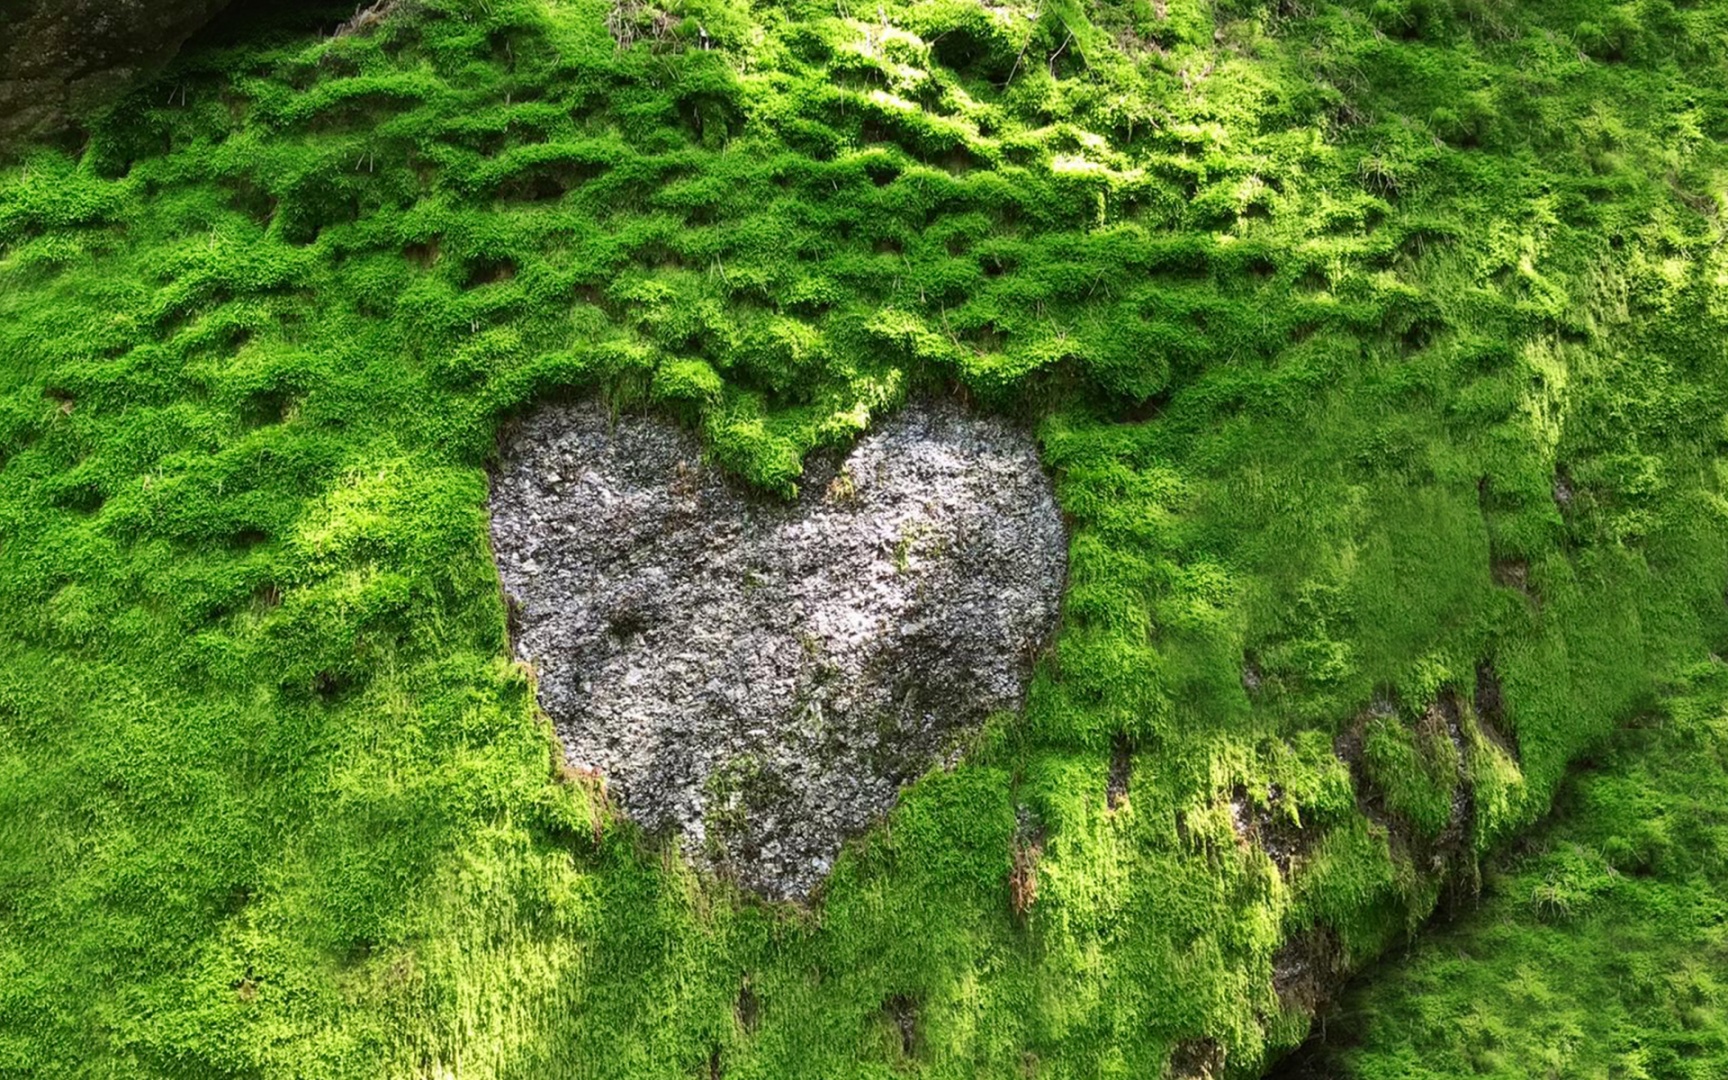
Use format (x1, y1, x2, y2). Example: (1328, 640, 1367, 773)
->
(1001, 1, 1045, 90)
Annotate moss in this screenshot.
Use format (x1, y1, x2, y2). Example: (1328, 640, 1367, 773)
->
(1294, 662, 1728, 1078)
(3, 0, 1728, 1075)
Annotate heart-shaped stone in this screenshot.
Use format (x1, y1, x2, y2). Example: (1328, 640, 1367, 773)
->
(489, 401, 1066, 898)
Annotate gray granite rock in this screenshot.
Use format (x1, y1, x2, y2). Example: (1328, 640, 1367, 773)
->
(489, 400, 1066, 898)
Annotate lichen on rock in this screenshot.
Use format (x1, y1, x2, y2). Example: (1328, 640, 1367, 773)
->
(489, 400, 1066, 898)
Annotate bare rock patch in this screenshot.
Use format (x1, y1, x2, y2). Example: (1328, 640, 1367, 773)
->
(489, 401, 1066, 898)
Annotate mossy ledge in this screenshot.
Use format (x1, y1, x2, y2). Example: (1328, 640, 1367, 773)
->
(2, 0, 1728, 1075)
(1280, 661, 1728, 1077)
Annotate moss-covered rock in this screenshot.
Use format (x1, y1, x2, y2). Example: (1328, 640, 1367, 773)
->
(1, 0, 1727, 1075)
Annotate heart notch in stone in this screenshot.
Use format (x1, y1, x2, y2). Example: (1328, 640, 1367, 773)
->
(489, 401, 1066, 899)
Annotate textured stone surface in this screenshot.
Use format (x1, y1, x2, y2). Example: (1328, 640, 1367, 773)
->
(489, 401, 1066, 898)
(0, 0, 234, 145)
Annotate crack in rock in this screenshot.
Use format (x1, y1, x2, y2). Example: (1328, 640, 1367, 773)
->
(489, 401, 1066, 898)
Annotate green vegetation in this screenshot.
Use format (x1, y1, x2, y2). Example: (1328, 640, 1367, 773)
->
(1291, 660, 1728, 1079)
(3, 0, 1728, 1075)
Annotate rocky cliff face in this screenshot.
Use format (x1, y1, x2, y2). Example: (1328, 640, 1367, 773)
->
(0, 0, 232, 145)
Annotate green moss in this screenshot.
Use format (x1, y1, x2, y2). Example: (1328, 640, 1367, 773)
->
(1361, 710, 1457, 841)
(1296, 662, 1728, 1078)
(3, 0, 1728, 1075)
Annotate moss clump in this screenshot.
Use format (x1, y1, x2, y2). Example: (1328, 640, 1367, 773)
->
(4, 0, 1728, 1075)
(1288, 661, 1728, 1078)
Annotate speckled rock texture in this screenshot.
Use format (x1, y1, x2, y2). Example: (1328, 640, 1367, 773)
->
(0, 0, 235, 145)
(489, 401, 1066, 898)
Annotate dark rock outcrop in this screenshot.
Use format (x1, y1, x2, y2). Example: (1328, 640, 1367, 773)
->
(0, 0, 233, 146)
